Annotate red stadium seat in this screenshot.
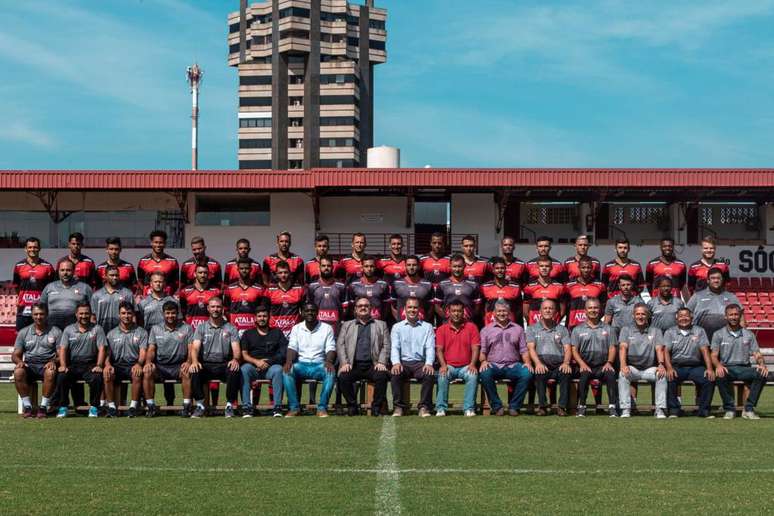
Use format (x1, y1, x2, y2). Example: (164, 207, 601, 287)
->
(738, 277, 751, 290)
(727, 278, 739, 291)
(762, 277, 774, 290)
(748, 294, 760, 306)
(750, 277, 763, 290)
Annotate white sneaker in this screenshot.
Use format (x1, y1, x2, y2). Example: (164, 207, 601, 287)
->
(620, 409, 630, 418)
(723, 411, 735, 420)
(742, 410, 760, 420)
(655, 409, 667, 419)
(464, 410, 476, 417)
(435, 410, 446, 417)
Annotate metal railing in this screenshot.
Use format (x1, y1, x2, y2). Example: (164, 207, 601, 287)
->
(324, 233, 478, 256)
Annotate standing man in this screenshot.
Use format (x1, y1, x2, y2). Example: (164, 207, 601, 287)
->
(283, 302, 337, 417)
(480, 257, 522, 325)
(525, 236, 565, 283)
(435, 300, 481, 417)
(663, 307, 716, 418)
(189, 297, 242, 418)
(266, 261, 306, 337)
(460, 234, 489, 285)
(565, 256, 606, 331)
(13, 304, 61, 418)
(420, 232, 450, 287)
(390, 298, 436, 417)
(571, 298, 618, 417)
(136, 272, 178, 330)
(526, 299, 572, 416)
(340, 232, 367, 283)
(224, 238, 262, 285)
(223, 258, 267, 336)
(12, 236, 55, 330)
(647, 276, 684, 333)
(490, 236, 527, 286)
(178, 264, 222, 329)
(434, 254, 482, 323)
(337, 297, 391, 416)
(617, 304, 668, 418)
(687, 268, 743, 341)
(687, 236, 729, 296)
(479, 299, 533, 416)
(305, 256, 348, 334)
(563, 235, 600, 281)
(603, 274, 645, 335)
(103, 302, 148, 417)
(263, 231, 304, 286)
(522, 257, 566, 325)
(144, 301, 193, 417)
(347, 256, 392, 321)
(239, 303, 287, 418)
(391, 256, 435, 322)
(712, 304, 767, 420)
(91, 265, 135, 334)
(601, 238, 645, 298)
(305, 234, 342, 283)
(377, 234, 407, 284)
(137, 230, 179, 295)
(55, 303, 107, 418)
(40, 259, 93, 330)
(60, 232, 96, 287)
(646, 237, 687, 298)
(96, 237, 137, 289)
(181, 236, 223, 289)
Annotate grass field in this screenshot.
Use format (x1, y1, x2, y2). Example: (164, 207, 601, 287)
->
(1, 382, 773, 515)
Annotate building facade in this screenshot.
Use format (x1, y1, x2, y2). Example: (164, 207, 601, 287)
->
(228, 0, 387, 170)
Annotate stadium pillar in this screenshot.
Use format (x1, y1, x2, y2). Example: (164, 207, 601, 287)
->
(669, 203, 685, 244)
(765, 203, 774, 245)
(579, 202, 593, 241)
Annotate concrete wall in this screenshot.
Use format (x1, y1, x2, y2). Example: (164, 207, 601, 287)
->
(451, 193, 499, 256)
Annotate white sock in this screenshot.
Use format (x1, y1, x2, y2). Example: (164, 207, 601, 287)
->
(196, 400, 204, 408)
(578, 405, 586, 409)
(108, 402, 117, 409)
(41, 396, 50, 408)
(226, 402, 232, 408)
(183, 399, 192, 405)
(146, 399, 155, 406)
(609, 404, 616, 409)
(130, 400, 138, 409)
(21, 396, 31, 408)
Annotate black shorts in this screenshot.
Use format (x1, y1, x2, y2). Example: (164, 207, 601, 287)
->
(113, 364, 137, 382)
(156, 363, 182, 381)
(24, 362, 48, 382)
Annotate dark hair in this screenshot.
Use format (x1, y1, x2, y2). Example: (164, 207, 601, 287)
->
(461, 234, 476, 244)
(536, 236, 552, 244)
(104, 265, 119, 274)
(661, 237, 675, 245)
(501, 235, 515, 243)
(302, 301, 319, 311)
(361, 255, 377, 264)
(236, 258, 253, 267)
(578, 255, 593, 265)
(149, 230, 167, 241)
(353, 296, 371, 306)
(75, 302, 91, 312)
(31, 302, 48, 313)
(105, 237, 122, 247)
(315, 234, 329, 243)
(655, 275, 673, 286)
(351, 232, 366, 241)
(254, 301, 270, 314)
(68, 232, 84, 244)
(236, 238, 251, 247)
(447, 299, 465, 309)
(490, 257, 506, 266)
(118, 301, 134, 313)
(405, 254, 420, 264)
(707, 267, 725, 279)
(319, 255, 334, 266)
(24, 237, 41, 246)
(162, 301, 178, 313)
(615, 238, 630, 246)
(275, 260, 290, 271)
(389, 234, 403, 242)
(430, 232, 445, 241)
(725, 303, 743, 314)
(449, 253, 465, 264)
(277, 231, 292, 240)
(617, 273, 633, 283)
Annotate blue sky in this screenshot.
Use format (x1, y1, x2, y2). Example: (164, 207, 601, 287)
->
(1, 0, 774, 169)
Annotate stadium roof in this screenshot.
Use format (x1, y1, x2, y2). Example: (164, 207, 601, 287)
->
(1, 169, 773, 191)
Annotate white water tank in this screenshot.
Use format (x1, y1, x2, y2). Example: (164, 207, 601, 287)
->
(367, 146, 400, 168)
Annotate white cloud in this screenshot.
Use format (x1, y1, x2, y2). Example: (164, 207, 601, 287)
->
(0, 122, 55, 148)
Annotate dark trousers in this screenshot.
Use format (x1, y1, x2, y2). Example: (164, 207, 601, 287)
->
(534, 367, 571, 409)
(577, 365, 617, 406)
(56, 362, 103, 408)
(191, 362, 241, 404)
(717, 365, 766, 412)
(338, 361, 389, 411)
(667, 366, 715, 416)
(391, 361, 434, 410)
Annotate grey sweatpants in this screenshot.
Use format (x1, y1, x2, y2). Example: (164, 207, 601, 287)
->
(618, 366, 666, 410)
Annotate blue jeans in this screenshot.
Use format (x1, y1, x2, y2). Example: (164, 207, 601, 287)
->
(283, 362, 335, 412)
(436, 365, 479, 412)
(241, 363, 284, 409)
(479, 363, 533, 411)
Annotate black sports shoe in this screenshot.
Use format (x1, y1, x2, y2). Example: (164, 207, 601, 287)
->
(242, 406, 254, 418)
(127, 407, 138, 418)
(180, 405, 192, 418)
(272, 409, 283, 418)
(191, 405, 205, 418)
(145, 405, 159, 418)
(22, 405, 33, 418)
(107, 407, 118, 418)
(347, 405, 360, 416)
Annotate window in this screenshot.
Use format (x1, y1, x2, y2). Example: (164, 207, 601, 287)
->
(239, 96, 272, 107)
(290, 97, 303, 106)
(701, 207, 713, 225)
(252, 35, 271, 45)
(320, 95, 358, 105)
(280, 29, 309, 40)
(228, 43, 240, 54)
(347, 37, 359, 47)
(720, 205, 757, 224)
(628, 206, 666, 224)
(321, 33, 346, 44)
(526, 206, 575, 225)
(369, 19, 386, 30)
(239, 139, 272, 149)
(320, 11, 346, 23)
(369, 40, 386, 51)
(256, 14, 271, 24)
(346, 14, 359, 26)
(239, 118, 272, 128)
(229, 22, 240, 34)
(239, 160, 272, 169)
(320, 159, 357, 168)
(320, 116, 358, 126)
(239, 75, 272, 86)
(321, 138, 357, 147)
(290, 76, 304, 85)
(290, 118, 303, 127)
(279, 7, 310, 18)
(320, 74, 357, 85)
(196, 196, 270, 226)
(289, 160, 303, 169)
(290, 139, 303, 149)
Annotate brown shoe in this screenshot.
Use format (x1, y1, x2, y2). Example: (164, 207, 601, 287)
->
(418, 407, 431, 418)
(508, 409, 520, 417)
(535, 407, 547, 416)
(285, 410, 300, 418)
(556, 407, 567, 417)
(392, 407, 404, 417)
(493, 407, 505, 416)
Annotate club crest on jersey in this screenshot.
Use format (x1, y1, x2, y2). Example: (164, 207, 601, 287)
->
(47, 336, 56, 344)
(454, 288, 461, 295)
(366, 290, 373, 297)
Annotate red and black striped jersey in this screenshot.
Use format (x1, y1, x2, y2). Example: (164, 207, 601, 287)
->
(480, 281, 522, 325)
(306, 279, 348, 333)
(266, 285, 305, 337)
(523, 280, 565, 325)
(60, 255, 96, 287)
(463, 257, 489, 285)
(687, 259, 730, 293)
(339, 256, 364, 284)
(563, 256, 601, 282)
(223, 258, 262, 286)
(601, 259, 644, 298)
(12, 259, 55, 312)
(420, 254, 450, 286)
(488, 257, 528, 286)
(525, 257, 565, 283)
(181, 256, 223, 288)
(565, 280, 607, 329)
(223, 282, 266, 332)
(377, 256, 407, 284)
(347, 278, 392, 320)
(391, 277, 434, 321)
(96, 260, 137, 290)
(305, 257, 343, 283)
(137, 253, 179, 295)
(433, 277, 482, 321)
(646, 258, 687, 297)
(177, 285, 222, 329)
(263, 253, 304, 286)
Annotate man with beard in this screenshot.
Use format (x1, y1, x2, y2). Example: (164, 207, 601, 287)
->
(646, 237, 687, 299)
(181, 236, 223, 289)
(565, 256, 606, 331)
(420, 232, 450, 287)
(13, 303, 61, 418)
(377, 234, 407, 284)
(686, 268, 743, 341)
(563, 235, 600, 282)
(391, 256, 434, 322)
(347, 256, 392, 321)
(647, 276, 684, 332)
(525, 236, 565, 283)
(263, 231, 304, 286)
(12, 237, 55, 330)
(40, 259, 93, 330)
(601, 238, 645, 298)
(224, 239, 262, 285)
(526, 299, 572, 416)
(240, 303, 286, 418)
(480, 257, 522, 325)
(223, 258, 267, 336)
(103, 302, 148, 417)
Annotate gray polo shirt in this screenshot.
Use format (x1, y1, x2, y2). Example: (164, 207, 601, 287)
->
(663, 325, 709, 367)
(193, 320, 239, 363)
(138, 294, 179, 330)
(647, 296, 684, 332)
(571, 321, 616, 367)
(710, 326, 759, 367)
(149, 322, 192, 365)
(40, 280, 93, 326)
(525, 321, 571, 368)
(106, 325, 148, 365)
(58, 323, 107, 363)
(14, 325, 62, 363)
(605, 294, 645, 332)
(619, 325, 663, 369)
(686, 289, 741, 339)
(91, 287, 135, 333)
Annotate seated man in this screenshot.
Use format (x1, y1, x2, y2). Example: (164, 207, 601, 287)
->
(480, 299, 533, 416)
(103, 301, 148, 417)
(240, 303, 287, 418)
(526, 299, 572, 416)
(617, 304, 667, 418)
(435, 300, 481, 417)
(189, 297, 242, 418)
(337, 297, 390, 416)
(283, 302, 337, 417)
(571, 298, 618, 417)
(13, 303, 62, 418)
(663, 307, 716, 418)
(712, 304, 768, 420)
(390, 297, 436, 417)
(144, 301, 194, 417)
(55, 302, 107, 418)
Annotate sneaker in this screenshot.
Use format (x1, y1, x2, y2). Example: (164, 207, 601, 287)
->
(316, 410, 329, 418)
(535, 407, 547, 416)
(508, 409, 520, 417)
(22, 405, 33, 418)
(620, 409, 631, 418)
(493, 407, 505, 416)
(464, 409, 476, 417)
(392, 407, 404, 417)
(576, 406, 586, 418)
(107, 407, 118, 418)
(285, 410, 300, 418)
(435, 409, 446, 417)
(88, 406, 99, 418)
(36, 407, 47, 419)
(556, 407, 567, 417)
(127, 407, 138, 418)
(56, 407, 68, 418)
(347, 406, 360, 416)
(191, 405, 205, 418)
(742, 410, 760, 420)
(242, 406, 254, 418)
(272, 409, 283, 418)
(224, 405, 235, 418)
(608, 406, 618, 418)
(723, 411, 735, 420)
(418, 407, 431, 418)
(180, 405, 191, 418)
(655, 409, 667, 419)
(146, 405, 158, 418)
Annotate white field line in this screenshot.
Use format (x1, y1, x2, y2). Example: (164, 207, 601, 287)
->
(375, 416, 400, 515)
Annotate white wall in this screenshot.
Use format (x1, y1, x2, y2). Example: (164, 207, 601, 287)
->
(451, 193, 499, 256)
